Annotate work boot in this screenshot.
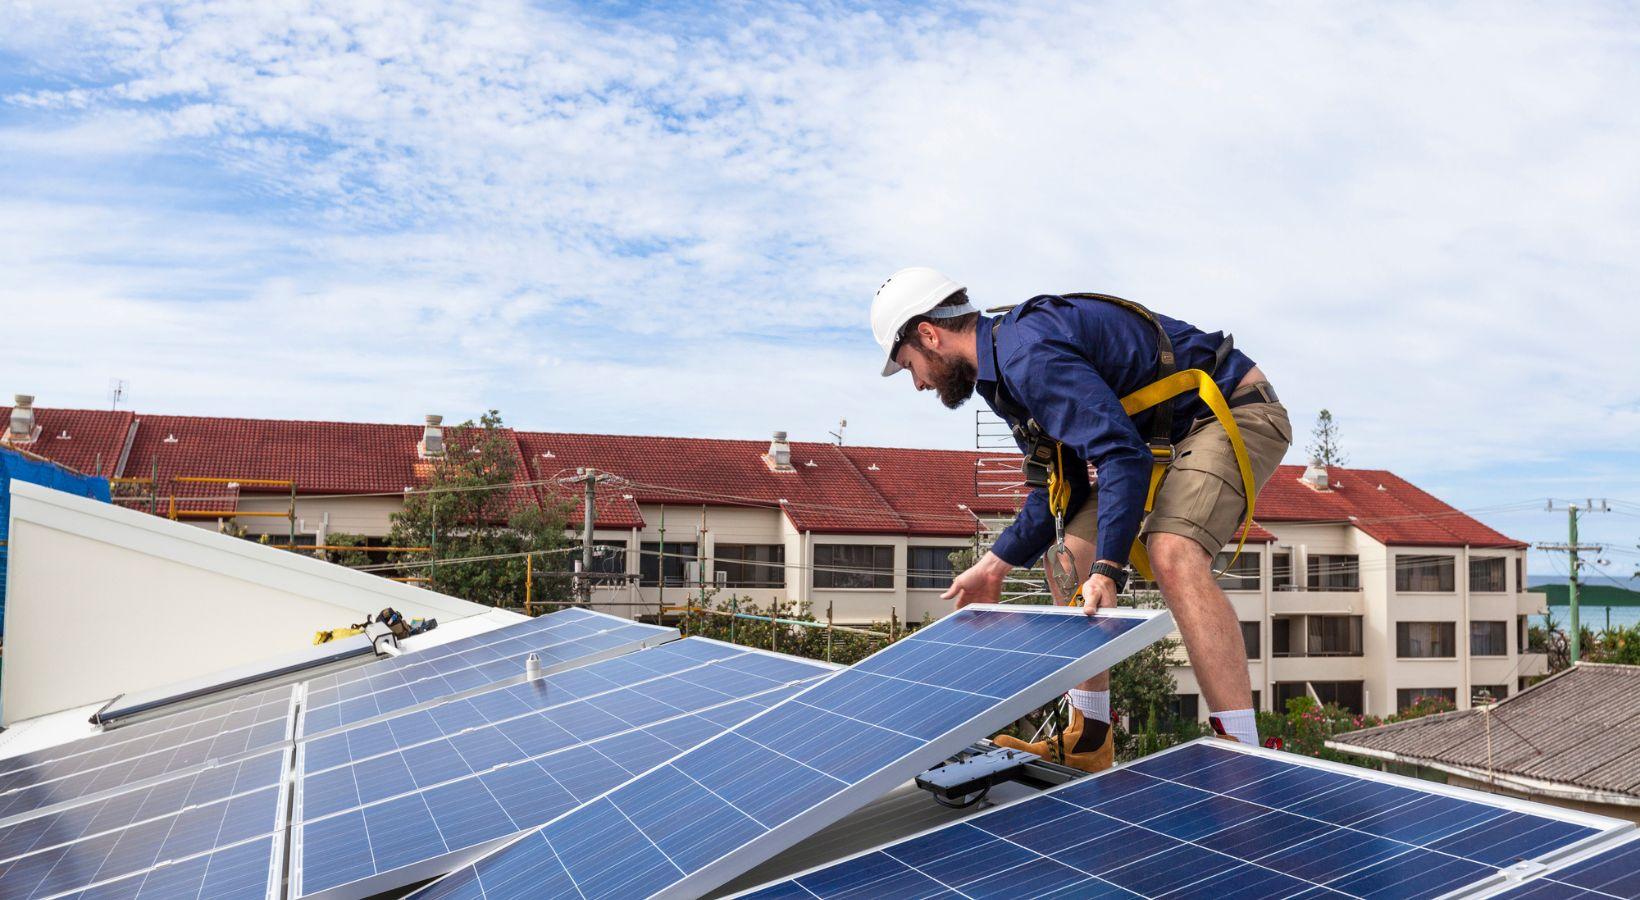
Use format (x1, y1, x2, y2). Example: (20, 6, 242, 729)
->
(992, 710, 1115, 774)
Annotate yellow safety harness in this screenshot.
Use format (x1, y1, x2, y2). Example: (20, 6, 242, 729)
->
(990, 294, 1258, 599)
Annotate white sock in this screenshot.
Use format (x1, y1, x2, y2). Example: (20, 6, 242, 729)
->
(1209, 708, 1259, 746)
(1067, 689, 1110, 724)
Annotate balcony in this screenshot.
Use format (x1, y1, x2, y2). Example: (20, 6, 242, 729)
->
(1270, 588, 1365, 616)
(1270, 655, 1366, 681)
(1517, 652, 1549, 678)
(1517, 591, 1547, 616)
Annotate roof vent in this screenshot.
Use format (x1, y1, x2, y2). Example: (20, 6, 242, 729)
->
(1377, 483, 1387, 491)
(56, 429, 71, 440)
(804, 459, 817, 468)
(8, 394, 38, 443)
(867, 463, 880, 471)
(163, 433, 178, 444)
(419, 414, 445, 458)
(764, 431, 794, 472)
(541, 450, 555, 458)
(1300, 457, 1330, 491)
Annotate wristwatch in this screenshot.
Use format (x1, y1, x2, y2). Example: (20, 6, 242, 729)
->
(1089, 561, 1129, 594)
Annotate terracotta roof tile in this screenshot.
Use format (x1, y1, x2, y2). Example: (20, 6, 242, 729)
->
(0, 408, 1522, 546)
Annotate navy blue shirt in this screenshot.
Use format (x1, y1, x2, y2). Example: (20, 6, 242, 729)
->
(976, 295, 1256, 568)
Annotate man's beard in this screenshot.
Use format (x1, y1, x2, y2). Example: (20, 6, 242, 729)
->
(922, 349, 977, 410)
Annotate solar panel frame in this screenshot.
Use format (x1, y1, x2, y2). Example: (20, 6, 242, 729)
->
(731, 738, 1632, 900)
(410, 603, 1173, 900)
(289, 639, 837, 900)
(297, 612, 678, 741)
(1483, 833, 1640, 898)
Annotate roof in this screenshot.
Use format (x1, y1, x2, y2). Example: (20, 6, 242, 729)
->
(0, 405, 1520, 545)
(1256, 464, 1527, 549)
(1328, 663, 1640, 802)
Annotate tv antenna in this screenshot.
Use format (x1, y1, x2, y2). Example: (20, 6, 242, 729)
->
(829, 418, 847, 446)
(108, 378, 129, 411)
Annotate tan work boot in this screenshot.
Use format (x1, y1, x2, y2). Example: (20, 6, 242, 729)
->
(992, 710, 1115, 774)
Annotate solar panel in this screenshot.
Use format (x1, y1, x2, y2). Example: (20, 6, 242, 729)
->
(734, 739, 1627, 900)
(0, 747, 288, 900)
(0, 683, 294, 782)
(0, 686, 295, 825)
(299, 609, 676, 739)
(410, 604, 1172, 900)
(1495, 834, 1640, 898)
(291, 637, 834, 899)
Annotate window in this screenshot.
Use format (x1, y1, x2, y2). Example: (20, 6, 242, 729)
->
(908, 546, 964, 590)
(1272, 617, 1297, 657)
(1397, 555, 1455, 592)
(1307, 555, 1360, 590)
(1273, 682, 1308, 713)
(587, 541, 628, 575)
(1472, 684, 1508, 704)
(1470, 557, 1507, 593)
(1252, 690, 1262, 712)
(1308, 616, 1364, 656)
(1272, 552, 1294, 590)
(1516, 556, 1525, 592)
(1240, 621, 1261, 659)
(1470, 621, 1508, 656)
(1518, 615, 1528, 653)
(1397, 688, 1456, 712)
(1165, 693, 1199, 724)
(1397, 621, 1456, 658)
(1311, 681, 1365, 714)
(640, 541, 696, 587)
(814, 544, 894, 589)
(715, 543, 784, 588)
(1215, 552, 1261, 591)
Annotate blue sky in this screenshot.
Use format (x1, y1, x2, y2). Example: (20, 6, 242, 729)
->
(0, 1, 1636, 577)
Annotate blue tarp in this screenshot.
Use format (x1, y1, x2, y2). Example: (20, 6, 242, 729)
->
(0, 448, 111, 636)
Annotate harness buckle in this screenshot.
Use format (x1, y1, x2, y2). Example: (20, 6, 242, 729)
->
(1148, 438, 1175, 463)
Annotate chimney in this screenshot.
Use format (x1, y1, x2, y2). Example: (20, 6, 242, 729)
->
(1301, 456, 1329, 491)
(419, 414, 445, 458)
(9, 394, 38, 443)
(764, 430, 794, 472)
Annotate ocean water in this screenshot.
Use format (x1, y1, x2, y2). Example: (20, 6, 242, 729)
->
(1531, 605, 1640, 632)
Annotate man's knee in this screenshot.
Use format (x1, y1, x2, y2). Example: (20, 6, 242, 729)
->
(1146, 532, 1210, 582)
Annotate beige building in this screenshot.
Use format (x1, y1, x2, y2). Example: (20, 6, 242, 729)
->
(3, 397, 1544, 720)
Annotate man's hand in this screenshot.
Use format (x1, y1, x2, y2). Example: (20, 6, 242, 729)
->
(1079, 560, 1123, 616)
(942, 551, 1013, 609)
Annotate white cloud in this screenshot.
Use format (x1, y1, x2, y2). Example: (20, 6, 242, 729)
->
(0, 0, 1637, 548)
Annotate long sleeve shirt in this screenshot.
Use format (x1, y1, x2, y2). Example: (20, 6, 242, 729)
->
(975, 294, 1256, 568)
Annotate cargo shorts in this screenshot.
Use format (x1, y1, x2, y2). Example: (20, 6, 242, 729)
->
(1064, 381, 1292, 561)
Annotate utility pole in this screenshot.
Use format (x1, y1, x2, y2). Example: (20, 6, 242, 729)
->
(562, 468, 617, 606)
(1537, 499, 1608, 664)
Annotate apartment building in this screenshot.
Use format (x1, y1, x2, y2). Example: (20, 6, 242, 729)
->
(2, 395, 1545, 718)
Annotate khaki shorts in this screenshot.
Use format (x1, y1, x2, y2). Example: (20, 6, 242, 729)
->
(1065, 382, 1292, 560)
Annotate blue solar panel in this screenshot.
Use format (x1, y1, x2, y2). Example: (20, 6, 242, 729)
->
(0, 688, 294, 824)
(1498, 835, 1640, 898)
(52, 835, 276, 900)
(736, 739, 1622, 900)
(410, 604, 1170, 900)
(0, 749, 282, 862)
(299, 610, 675, 738)
(0, 744, 286, 900)
(0, 684, 293, 790)
(293, 638, 831, 898)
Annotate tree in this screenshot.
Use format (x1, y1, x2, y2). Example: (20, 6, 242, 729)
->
(1306, 409, 1349, 466)
(388, 410, 573, 608)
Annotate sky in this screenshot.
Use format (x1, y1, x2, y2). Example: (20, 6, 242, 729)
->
(0, 1, 1636, 577)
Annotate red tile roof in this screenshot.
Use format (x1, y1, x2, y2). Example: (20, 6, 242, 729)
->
(0, 406, 1521, 546)
(1256, 465, 1525, 549)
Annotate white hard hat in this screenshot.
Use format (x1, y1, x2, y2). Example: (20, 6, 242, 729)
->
(870, 267, 970, 376)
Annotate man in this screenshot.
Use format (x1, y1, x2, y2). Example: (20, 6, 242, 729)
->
(870, 267, 1292, 772)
